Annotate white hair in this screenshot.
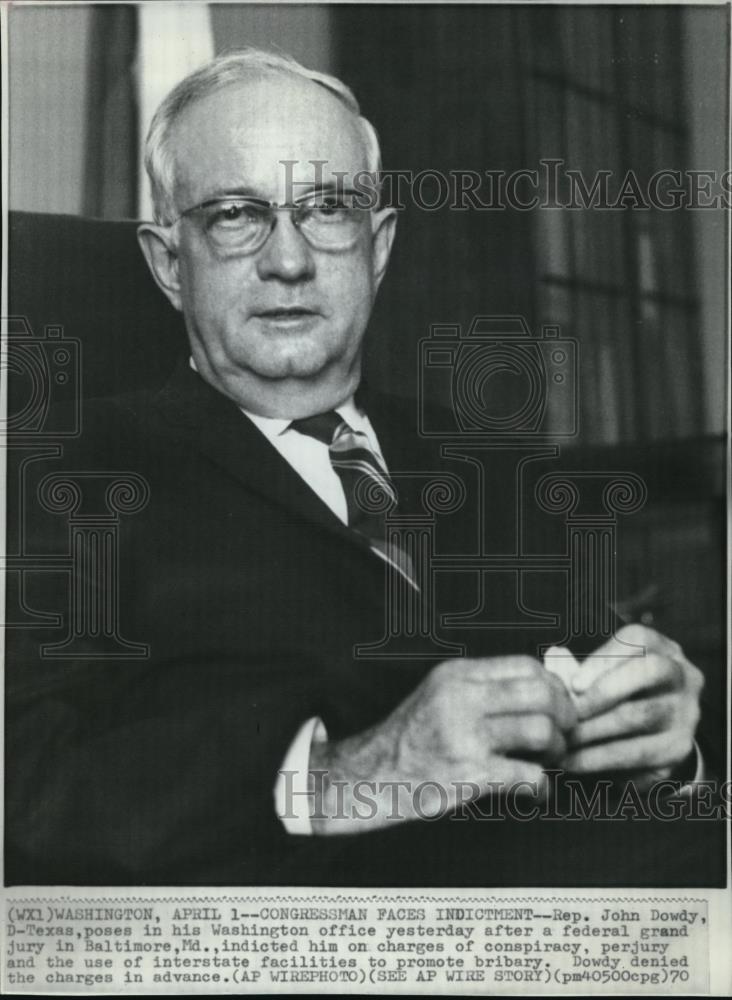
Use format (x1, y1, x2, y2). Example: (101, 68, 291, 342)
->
(144, 47, 382, 224)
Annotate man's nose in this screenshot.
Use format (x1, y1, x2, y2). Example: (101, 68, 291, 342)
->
(255, 213, 315, 282)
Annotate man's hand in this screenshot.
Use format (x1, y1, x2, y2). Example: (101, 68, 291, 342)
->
(309, 656, 576, 834)
(562, 624, 704, 788)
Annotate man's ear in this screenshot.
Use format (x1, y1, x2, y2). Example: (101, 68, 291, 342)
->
(371, 208, 397, 291)
(137, 223, 183, 312)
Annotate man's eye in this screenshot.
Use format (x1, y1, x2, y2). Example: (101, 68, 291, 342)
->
(209, 202, 263, 227)
(304, 197, 355, 221)
(314, 198, 342, 214)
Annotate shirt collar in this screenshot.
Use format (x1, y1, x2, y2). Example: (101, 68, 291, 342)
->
(188, 356, 365, 445)
(244, 397, 365, 444)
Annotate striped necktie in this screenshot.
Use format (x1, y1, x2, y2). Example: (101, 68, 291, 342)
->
(290, 411, 419, 591)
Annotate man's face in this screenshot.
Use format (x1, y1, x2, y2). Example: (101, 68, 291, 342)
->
(146, 73, 394, 417)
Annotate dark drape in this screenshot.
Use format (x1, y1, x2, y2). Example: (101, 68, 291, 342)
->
(83, 5, 138, 219)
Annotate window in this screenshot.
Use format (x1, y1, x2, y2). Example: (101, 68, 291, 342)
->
(519, 6, 704, 443)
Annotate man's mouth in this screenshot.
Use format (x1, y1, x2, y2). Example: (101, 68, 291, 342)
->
(256, 307, 319, 319)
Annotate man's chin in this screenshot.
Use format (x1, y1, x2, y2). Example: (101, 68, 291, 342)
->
(246, 352, 336, 381)
(239, 333, 350, 382)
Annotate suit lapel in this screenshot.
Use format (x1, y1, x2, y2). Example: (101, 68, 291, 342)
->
(153, 360, 372, 552)
(153, 362, 432, 562)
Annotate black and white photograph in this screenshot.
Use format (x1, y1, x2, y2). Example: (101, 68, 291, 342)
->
(2, 0, 730, 994)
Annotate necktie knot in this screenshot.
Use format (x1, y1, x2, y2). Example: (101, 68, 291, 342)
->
(290, 410, 344, 446)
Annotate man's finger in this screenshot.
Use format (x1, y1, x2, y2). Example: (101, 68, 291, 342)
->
(480, 668, 553, 716)
(544, 667, 579, 731)
(449, 656, 577, 730)
(476, 758, 550, 801)
(489, 713, 568, 763)
(568, 693, 676, 747)
(572, 624, 683, 695)
(454, 655, 542, 684)
(563, 731, 684, 774)
(573, 653, 683, 721)
(480, 669, 577, 732)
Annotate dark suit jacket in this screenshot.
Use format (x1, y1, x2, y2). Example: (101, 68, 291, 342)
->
(5, 360, 724, 886)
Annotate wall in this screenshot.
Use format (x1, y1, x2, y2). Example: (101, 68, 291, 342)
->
(9, 5, 93, 215)
(210, 3, 332, 71)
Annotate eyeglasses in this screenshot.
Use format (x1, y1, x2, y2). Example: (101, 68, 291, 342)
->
(173, 191, 370, 254)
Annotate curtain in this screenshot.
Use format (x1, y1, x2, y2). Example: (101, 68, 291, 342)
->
(83, 5, 138, 219)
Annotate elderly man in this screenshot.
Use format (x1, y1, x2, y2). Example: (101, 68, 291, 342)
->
(6, 49, 709, 886)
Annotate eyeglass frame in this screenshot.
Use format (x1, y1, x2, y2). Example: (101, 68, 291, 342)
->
(165, 188, 376, 255)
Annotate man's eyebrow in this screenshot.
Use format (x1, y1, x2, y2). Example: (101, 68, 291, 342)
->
(289, 182, 354, 194)
(198, 182, 356, 204)
(200, 186, 266, 202)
